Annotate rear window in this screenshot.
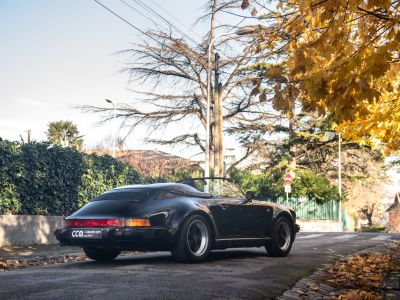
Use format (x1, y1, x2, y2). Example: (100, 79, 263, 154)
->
(92, 190, 155, 202)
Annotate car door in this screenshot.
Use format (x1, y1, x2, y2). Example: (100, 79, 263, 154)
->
(208, 197, 248, 238)
(209, 198, 273, 238)
(239, 200, 273, 238)
(206, 179, 273, 238)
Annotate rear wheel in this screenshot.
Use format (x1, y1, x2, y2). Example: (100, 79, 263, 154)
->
(83, 246, 121, 261)
(171, 214, 212, 263)
(265, 217, 293, 257)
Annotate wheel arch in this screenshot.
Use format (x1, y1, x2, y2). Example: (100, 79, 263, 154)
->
(272, 211, 296, 238)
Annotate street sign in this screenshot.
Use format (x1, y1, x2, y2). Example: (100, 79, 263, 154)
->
(284, 184, 291, 193)
(284, 172, 293, 185)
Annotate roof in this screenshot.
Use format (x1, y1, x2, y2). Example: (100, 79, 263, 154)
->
(84, 149, 200, 176)
(117, 149, 196, 165)
(386, 192, 400, 212)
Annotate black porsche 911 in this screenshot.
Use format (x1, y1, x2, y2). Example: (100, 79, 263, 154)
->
(55, 177, 300, 262)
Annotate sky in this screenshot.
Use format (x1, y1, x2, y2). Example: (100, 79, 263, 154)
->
(0, 0, 241, 159)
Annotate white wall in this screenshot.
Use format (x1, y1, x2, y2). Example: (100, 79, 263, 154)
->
(0, 215, 64, 247)
(297, 220, 343, 232)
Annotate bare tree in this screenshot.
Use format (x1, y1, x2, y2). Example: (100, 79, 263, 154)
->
(80, 0, 282, 173)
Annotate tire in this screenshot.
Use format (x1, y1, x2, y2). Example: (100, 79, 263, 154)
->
(171, 214, 212, 263)
(265, 217, 294, 257)
(83, 246, 121, 261)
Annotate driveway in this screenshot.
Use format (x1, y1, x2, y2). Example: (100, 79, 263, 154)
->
(0, 232, 399, 299)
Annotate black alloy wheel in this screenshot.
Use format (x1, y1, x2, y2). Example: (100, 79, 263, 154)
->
(171, 214, 212, 263)
(265, 217, 293, 257)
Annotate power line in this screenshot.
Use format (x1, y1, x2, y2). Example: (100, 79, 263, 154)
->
(119, 0, 163, 30)
(149, 0, 203, 39)
(125, 0, 201, 47)
(94, 0, 201, 57)
(93, 1, 252, 85)
(130, 0, 200, 45)
(227, 17, 246, 33)
(94, 0, 159, 42)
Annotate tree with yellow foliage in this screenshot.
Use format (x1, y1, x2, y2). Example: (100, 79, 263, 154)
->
(240, 0, 400, 151)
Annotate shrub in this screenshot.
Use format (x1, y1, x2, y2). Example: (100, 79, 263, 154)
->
(358, 224, 386, 233)
(77, 154, 140, 207)
(0, 140, 22, 214)
(0, 139, 139, 215)
(228, 167, 339, 203)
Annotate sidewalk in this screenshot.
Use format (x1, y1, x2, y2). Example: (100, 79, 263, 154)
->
(277, 241, 400, 299)
(0, 244, 85, 271)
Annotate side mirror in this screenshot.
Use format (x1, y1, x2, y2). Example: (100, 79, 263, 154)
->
(245, 191, 255, 201)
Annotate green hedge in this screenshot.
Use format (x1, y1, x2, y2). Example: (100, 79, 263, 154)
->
(0, 139, 139, 216)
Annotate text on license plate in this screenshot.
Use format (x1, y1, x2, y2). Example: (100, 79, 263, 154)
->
(71, 229, 102, 239)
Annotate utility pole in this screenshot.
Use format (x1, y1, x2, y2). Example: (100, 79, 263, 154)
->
(338, 132, 342, 229)
(105, 99, 116, 158)
(26, 129, 31, 143)
(213, 52, 223, 177)
(205, 26, 257, 184)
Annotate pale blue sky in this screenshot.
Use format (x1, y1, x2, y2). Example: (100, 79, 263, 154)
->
(0, 0, 239, 158)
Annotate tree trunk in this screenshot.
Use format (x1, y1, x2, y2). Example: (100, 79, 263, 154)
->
(209, 0, 217, 177)
(366, 213, 373, 227)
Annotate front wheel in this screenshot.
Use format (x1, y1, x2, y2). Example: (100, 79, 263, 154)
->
(265, 217, 294, 257)
(171, 214, 212, 263)
(83, 246, 121, 261)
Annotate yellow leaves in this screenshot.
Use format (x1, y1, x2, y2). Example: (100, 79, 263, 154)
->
(259, 91, 267, 103)
(337, 290, 379, 300)
(366, 0, 392, 11)
(336, 69, 400, 151)
(265, 66, 283, 80)
(325, 251, 400, 296)
(289, 49, 307, 77)
(359, 78, 369, 91)
(271, 0, 400, 151)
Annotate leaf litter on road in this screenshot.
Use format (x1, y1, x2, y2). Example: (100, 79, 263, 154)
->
(323, 242, 400, 299)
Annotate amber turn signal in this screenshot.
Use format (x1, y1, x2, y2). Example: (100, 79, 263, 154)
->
(125, 218, 151, 227)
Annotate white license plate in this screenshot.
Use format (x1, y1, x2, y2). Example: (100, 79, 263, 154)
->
(70, 229, 103, 239)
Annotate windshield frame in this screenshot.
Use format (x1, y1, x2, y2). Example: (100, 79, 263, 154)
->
(179, 177, 246, 199)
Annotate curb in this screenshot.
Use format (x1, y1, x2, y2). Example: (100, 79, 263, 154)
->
(0, 250, 141, 272)
(0, 253, 86, 271)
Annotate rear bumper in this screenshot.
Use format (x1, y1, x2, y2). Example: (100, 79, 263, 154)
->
(54, 227, 174, 251)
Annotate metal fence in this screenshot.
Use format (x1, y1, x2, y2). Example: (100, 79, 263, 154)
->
(276, 197, 339, 220)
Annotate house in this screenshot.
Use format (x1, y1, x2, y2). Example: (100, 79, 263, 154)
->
(85, 149, 201, 178)
(386, 192, 400, 232)
(224, 147, 236, 172)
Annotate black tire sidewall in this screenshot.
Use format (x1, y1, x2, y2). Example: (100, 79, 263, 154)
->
(83, 246, 121, 261)
(173, 214, 212, 262)
(266, 217, 293, 257)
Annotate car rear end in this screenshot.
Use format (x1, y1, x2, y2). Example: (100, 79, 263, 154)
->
(54, 189, 173, 251)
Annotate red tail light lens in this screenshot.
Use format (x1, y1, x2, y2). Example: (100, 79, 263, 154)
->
(64, 218, 152, 227)
(64, 219, 124, 227)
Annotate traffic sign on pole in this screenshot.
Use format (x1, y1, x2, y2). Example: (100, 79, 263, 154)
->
(284, 184, 292, 193)
(284, 172, 292, 185)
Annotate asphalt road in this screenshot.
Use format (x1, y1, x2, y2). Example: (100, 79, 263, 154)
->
(1, 232, 399, 300)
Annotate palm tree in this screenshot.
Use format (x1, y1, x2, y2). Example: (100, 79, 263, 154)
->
(46, 120, 83, 150)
